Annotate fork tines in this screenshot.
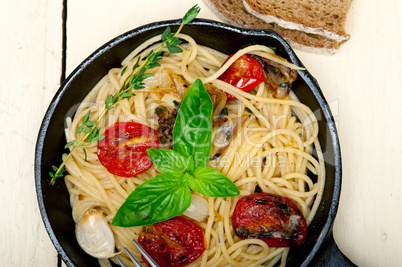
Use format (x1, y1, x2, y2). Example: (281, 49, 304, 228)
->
(108, 239, 159, 267)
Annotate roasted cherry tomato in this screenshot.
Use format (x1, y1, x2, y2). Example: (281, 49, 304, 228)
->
(138, 216, 206, 267)
(218, 54, 267, 101)
(97, 122, 159, 177)
(232, 192, 307, 247)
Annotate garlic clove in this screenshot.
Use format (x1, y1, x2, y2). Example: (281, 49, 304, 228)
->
(75, 209, 117, 259)
(183, 194, 209, 222)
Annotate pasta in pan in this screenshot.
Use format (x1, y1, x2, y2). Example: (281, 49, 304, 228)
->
(62, 32, 324, 267)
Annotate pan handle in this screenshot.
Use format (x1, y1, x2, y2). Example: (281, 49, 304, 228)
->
(309, 230, 357, 266)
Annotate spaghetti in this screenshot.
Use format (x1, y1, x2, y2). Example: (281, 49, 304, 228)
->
(63, 33, 325, 267)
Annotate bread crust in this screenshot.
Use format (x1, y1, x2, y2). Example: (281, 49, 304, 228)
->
(204, 0, 343, 54)
(243, 0, 352, 42)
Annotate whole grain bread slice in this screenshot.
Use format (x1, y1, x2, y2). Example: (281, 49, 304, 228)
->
(204, 0, 342, 54)
(243, 0, 352, 42)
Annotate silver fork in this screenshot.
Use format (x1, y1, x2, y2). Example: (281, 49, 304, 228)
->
(107, 239, 159, 267)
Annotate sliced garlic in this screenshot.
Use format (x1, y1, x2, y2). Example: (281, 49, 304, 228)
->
(75, 209, 117, 259)
(183, 194, 209, 222)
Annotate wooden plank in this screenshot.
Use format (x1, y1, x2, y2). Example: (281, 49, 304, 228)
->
(295, 1, 402, 266)
(65, 0, 220, 75)
(0, 0, 64, 266)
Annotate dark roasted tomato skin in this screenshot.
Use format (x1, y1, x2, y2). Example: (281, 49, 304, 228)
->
(232, 193, 307, 247)
(97, 122, 159, 177)
(138, 216, 206, 267)
(218, 54, 267, 101)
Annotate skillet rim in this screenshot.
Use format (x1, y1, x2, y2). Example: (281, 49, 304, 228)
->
(35, 18, 342, 266)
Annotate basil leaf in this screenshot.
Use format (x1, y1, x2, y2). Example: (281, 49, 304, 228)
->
(190, 167, 240, 197)
(182, 172, 195, 186)
(112, 173, 192, 227)
(172, 79, 213, 169)
(147, 148, 194, 176)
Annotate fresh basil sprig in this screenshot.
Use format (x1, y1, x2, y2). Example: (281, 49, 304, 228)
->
(112, 79, 240, 227)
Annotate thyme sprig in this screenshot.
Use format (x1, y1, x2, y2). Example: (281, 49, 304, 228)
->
(49, 5, 200, 185)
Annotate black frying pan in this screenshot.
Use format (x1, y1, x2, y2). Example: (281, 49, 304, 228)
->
(35, 19, 355, 266)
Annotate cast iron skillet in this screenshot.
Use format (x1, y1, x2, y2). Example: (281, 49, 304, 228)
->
(35, 19, 354, 266)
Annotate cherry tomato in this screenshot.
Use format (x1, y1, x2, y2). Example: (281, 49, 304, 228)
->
(97, 122, 159, 177)
(218, 54, 267, 101)
(232, 192, 307, 247)
(138, 216, 206, 267)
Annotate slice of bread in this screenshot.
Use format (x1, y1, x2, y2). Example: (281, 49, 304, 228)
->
(205, 0, 342, 54)
(243, 0, 352, 42)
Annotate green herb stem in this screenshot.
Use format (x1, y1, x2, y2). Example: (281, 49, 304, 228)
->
(49, 107, 109, 185)
(49, 5, 200, 185)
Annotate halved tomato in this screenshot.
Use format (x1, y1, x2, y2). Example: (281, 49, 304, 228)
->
(218, 54, 267, 101)
(232, 192, 307, 247)
(138, 216, 206, 267)
(97, 122, 159, 177)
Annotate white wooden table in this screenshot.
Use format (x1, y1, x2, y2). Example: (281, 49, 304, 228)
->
(2, 0, 402, 266)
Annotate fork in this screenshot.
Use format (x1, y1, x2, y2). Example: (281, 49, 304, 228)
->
(107, 239, 159, 267)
